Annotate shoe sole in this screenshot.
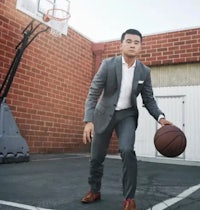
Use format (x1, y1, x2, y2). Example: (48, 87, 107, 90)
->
(81, 197, 101, 204)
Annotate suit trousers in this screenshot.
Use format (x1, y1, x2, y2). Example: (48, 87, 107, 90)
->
(88, 108, 137, 199)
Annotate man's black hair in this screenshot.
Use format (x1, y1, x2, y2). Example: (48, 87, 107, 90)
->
(121, 29, 143, 42)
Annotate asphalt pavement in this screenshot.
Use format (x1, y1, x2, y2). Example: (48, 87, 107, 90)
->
(0, 153, 200, 210)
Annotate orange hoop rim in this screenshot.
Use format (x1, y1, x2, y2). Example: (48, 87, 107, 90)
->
(44, 8, 71, 22)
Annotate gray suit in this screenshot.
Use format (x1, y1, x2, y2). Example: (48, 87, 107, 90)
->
(84, 55, 163, 199)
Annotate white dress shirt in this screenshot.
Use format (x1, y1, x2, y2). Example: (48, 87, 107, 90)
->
(115, 57, 136, 110)
(115, 57, 165, 122)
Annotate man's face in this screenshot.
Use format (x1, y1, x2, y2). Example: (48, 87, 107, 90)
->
(121, 34, 142, 58)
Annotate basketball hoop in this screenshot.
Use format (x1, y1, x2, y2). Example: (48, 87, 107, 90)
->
(16, 0, 71, 37)
(43, 8, 71, 37)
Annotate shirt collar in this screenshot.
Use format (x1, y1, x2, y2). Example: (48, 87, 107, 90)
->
(122, 56, 136, 68)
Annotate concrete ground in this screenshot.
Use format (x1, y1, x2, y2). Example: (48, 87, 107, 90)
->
(0, 153, 200, 210)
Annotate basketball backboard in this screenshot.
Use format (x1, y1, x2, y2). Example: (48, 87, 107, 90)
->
(16, 0, 71, 36)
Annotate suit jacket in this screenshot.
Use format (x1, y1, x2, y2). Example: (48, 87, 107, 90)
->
(84, 55, 163, 134)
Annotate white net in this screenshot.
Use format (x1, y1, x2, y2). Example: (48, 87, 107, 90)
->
(48, 19, 63, 37)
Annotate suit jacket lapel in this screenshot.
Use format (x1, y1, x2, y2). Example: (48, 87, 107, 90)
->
(132, 60, 141, 94)
(115, 56, 122, 89)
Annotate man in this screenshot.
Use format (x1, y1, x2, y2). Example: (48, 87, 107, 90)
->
(81, 29, 172, 210)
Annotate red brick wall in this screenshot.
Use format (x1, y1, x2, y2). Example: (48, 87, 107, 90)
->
(100, 28, 200, 66)
(1, 1, 200, 154)
(0, 0, 93, 153)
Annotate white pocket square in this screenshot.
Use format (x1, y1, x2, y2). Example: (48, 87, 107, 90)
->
(138, 80, 144, 84)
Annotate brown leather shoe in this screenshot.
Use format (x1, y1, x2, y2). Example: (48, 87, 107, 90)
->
(81, 191, 101, 204)
(123, 199, 137, 210)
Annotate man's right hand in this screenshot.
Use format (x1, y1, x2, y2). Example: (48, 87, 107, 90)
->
(83, 122, 94, 144)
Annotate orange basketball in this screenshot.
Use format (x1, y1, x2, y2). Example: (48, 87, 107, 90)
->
(154, 125, 187, 157)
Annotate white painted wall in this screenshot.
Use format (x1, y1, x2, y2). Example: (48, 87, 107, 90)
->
(135, 86, 200, 162)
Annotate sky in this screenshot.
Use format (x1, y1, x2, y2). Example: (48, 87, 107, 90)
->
(68, 0, 200, 42)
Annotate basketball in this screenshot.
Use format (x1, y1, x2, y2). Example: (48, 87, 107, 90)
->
(154, 125, 187, 157)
